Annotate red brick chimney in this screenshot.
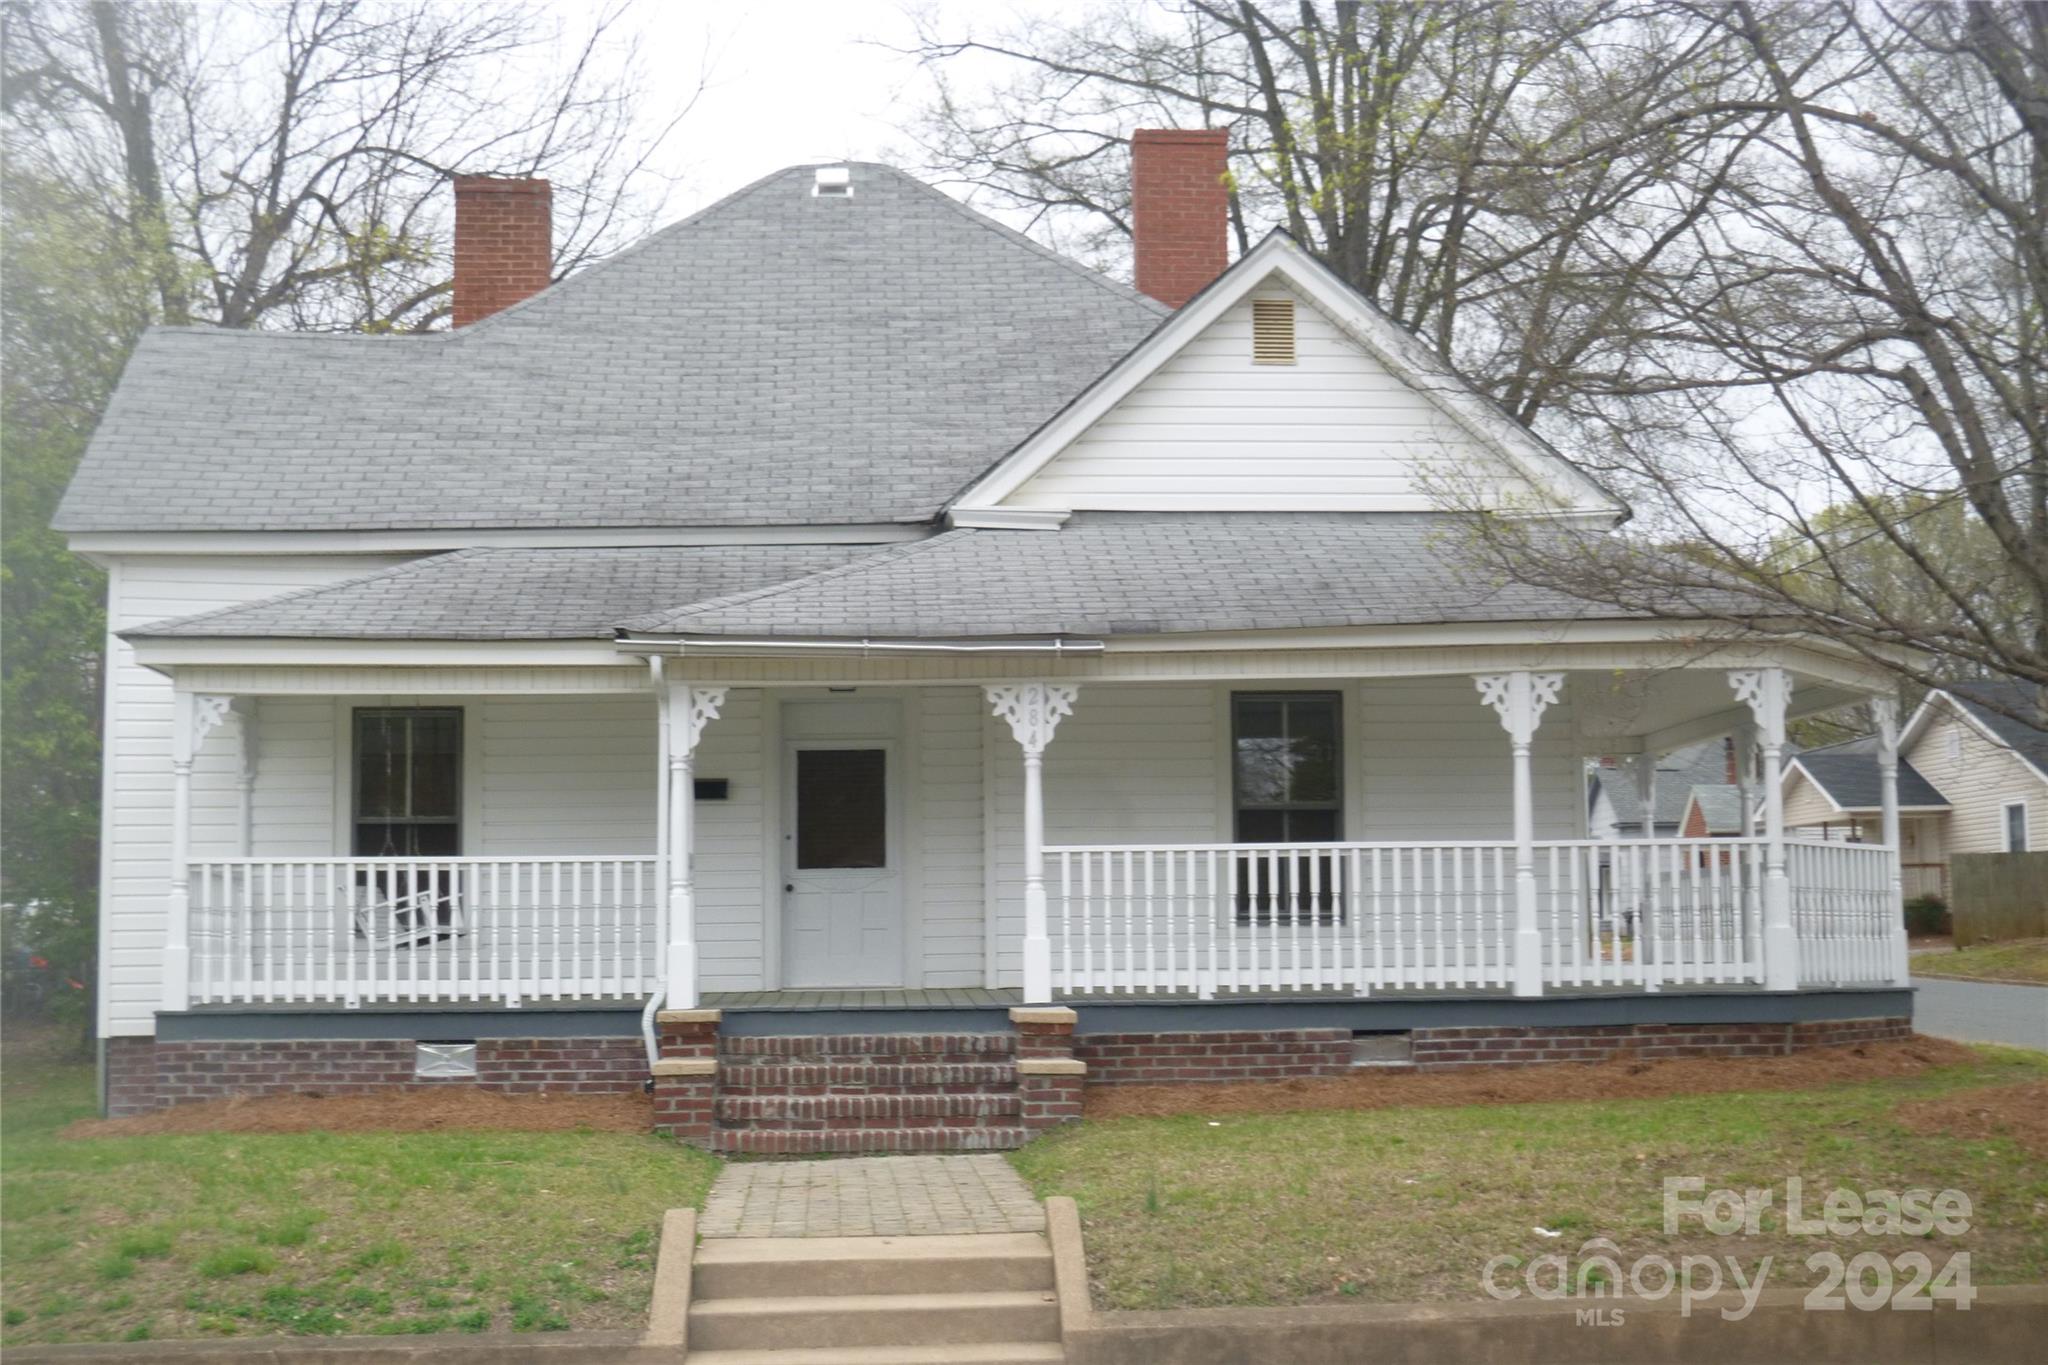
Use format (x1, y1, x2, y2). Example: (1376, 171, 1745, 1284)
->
(452, 176, 552, 327)
(1131, 129, 1229, 308)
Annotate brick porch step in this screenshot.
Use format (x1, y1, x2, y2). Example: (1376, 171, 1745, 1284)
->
(710, 1126, 1035, 1154)
(721, 1033, 1017, 1059)
(718, 1062, 1018, 1090)
(718, 1092, 1022, 1123)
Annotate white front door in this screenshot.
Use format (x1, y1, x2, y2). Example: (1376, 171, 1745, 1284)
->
(782, 703, 903, 987)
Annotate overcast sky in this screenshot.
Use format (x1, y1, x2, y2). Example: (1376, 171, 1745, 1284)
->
(624, 0, 1095, 231)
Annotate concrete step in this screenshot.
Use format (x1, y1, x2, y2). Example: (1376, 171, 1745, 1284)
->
(693, 1233, 1052, 1299)
(687, 1289, 1059, 1352)
(718, 1062, 1017, 1090)
(685, 1344, 1063, 1365)
(710, 1126, 1034, 1155)
(717, 1092, 1023, 1124)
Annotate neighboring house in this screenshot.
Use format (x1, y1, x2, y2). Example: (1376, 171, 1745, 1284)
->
(1587, 740, 1745, 840)
(1679, 785, 1747, 839)
(60, 136, 1914, 1145)
(1782, 683, 2048, 901)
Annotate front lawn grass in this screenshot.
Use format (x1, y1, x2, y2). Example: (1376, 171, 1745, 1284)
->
(1914, 938, 2048, 985)
(0, 1051, 719, 1346)
(1009, 1047, 2048, 1310)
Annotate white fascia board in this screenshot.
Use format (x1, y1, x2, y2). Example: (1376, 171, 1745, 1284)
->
(950, 233, 1625, 521)
(127, 637, 632, 671)
(66, 523, 930, 557)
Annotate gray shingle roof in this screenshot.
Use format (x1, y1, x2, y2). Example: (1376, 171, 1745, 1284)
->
(56, 164, 1166, 533)
(1945, 681, 2048, 778)
(125, 545, 873, 640)
(1593, 740, 1734, 831)
(619, 514, 1655, 639)
(1790, 738, 1950, 810)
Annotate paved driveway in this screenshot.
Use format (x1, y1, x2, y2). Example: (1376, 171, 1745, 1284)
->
(1911, 977, 2048, 1051)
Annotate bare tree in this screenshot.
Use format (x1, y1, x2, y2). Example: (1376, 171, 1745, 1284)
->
(1460, 1, 2047, 703)
(910, 0, 2045, 704)
(907, 0, 1769, 424)
(2, 0, 705, 333)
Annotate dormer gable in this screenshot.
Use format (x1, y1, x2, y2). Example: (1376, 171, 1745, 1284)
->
(949, 233, 1624, 527)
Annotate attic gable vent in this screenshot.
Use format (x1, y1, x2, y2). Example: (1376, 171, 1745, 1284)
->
(813, 166, 853, 197)
(1251, 296, 1295, 364)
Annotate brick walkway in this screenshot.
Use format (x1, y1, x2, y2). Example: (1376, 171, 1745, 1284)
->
(699, 1155, 1045, 1238)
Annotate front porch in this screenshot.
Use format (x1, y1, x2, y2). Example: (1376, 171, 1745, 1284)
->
(147, 652, 1915, 1020)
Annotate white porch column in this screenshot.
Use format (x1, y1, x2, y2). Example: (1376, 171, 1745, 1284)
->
(1475, 672, 1565, 997)
(1731, 668, 1798, 990)
(1734, 720, 1758, 835)
(165, 692, 233, 1012)
(1632, 753, 1659, 839)
(1873, 696, 1909, 985)
(662, 679, 726, 1010)
(986, 683, 1079, 1004)
(231, 698, 259, 856)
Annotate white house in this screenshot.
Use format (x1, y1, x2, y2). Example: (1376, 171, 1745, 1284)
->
(60, 137, 1913, 1148)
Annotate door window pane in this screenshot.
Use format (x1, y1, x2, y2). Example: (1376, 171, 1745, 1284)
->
(796, 748, 887, 869)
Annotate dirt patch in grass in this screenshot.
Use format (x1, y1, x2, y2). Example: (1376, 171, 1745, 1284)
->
(1896, 1080, 2048, 1158)
(1083, 1036, 1977, 1119)
(64, 1087, 652, 1139)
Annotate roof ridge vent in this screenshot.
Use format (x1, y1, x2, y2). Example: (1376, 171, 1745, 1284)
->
(813, 166, 853, 197)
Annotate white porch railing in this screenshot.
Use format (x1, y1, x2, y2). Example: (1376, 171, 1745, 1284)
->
(187, 857, 661, 1006)
(1046, 837, 1892, 997)
(1788, 842, 1897, 987)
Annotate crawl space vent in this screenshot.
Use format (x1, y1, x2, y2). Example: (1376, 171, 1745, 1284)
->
(1252, 296, 1296, 365)
(813, 166, 852, 197)
(416, 1042, 477, 1078)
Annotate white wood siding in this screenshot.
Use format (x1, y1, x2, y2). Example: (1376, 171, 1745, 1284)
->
(913, 688, 986, 987)
(1782, 768, 1848, 833)
(101, 554, 412, 1036)
(1003, 284, 1540, 512)
(1904, 708, 2048, 854)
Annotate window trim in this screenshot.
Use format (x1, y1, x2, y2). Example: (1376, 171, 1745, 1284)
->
(2003, 798, 2029, 853)
(350, 706, 464, 858)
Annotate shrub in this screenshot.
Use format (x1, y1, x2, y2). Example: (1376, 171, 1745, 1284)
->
(1904, 895, 1951, 937)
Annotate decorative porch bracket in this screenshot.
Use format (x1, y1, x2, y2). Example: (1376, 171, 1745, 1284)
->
(1730, 668, 1797, 990)
(662, 680, 727, 1009)
(165, 692, 234, 1011)
(1873, 697, 1910, 985)
(1475, 672, 1565, 997)
(987, 683, 1079, 1004)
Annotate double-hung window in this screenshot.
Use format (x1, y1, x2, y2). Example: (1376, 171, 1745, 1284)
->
(352, 708, 462, 944)
(2005, 801, 2029, 853)
(1231, 692, 1343, 924)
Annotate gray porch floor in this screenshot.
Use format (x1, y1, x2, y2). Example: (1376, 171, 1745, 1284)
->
(703, 988, 1022, 1010)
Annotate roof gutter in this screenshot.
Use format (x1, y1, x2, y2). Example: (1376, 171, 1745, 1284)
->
(615, 635, 1106, 657)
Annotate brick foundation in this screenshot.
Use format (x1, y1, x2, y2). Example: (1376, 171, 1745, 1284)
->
(1408, 1017, 1913, 1069)
(104, 1035, 642, 1116)
(1073, 1029, 1355, 1085)
(103, 1014, 1916, 1120)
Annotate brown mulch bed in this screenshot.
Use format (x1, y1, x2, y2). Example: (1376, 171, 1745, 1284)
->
(63, 1087, 653, 1138)
(1082, 1036, 1978, 1119)
(1895, 1079, 2048, 1159)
